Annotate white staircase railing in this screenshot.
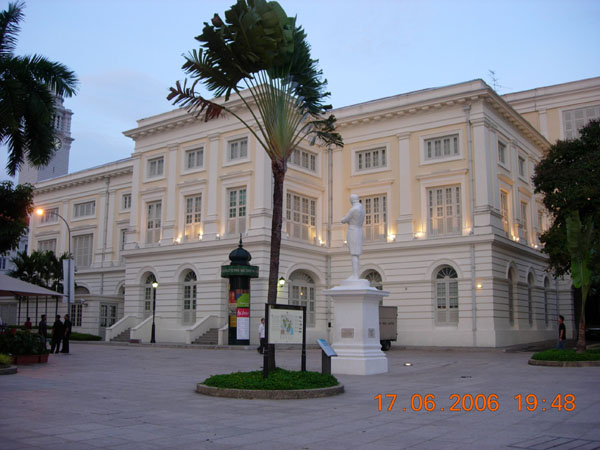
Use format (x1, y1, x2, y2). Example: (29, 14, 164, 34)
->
(130, 315, 155, 343)
(105, 315, 138, 342)
(184, 315, 219, 344)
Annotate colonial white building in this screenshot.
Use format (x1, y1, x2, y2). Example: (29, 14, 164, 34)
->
(22, 77, 600, 346)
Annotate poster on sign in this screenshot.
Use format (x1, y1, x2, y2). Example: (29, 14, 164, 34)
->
(268, 306, 304, 344)
(236, 308, 249, 340)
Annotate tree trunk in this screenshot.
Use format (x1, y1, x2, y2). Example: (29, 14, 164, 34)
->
(576, 289, 588, 353)
(266, 158, 286, 371)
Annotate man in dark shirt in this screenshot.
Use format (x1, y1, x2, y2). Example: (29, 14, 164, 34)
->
(557, 315, 566, 349)
(50, 315, 63, 354)
(61, 314, 72, 354)
(39, 315, 48, 349)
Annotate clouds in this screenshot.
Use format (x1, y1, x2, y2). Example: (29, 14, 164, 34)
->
(1, 0, 599, 179)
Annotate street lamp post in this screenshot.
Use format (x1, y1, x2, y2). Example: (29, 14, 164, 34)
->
(151, 281, 158, 343)
(35, 208, 73, 316)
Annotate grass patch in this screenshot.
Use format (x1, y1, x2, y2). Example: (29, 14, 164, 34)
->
(69, 332, 102, 341)
(203, 368, 339, 390)
(532, 348, 600, 361)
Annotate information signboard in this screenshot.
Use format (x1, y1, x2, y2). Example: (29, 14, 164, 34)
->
(268, 307, 304, 344)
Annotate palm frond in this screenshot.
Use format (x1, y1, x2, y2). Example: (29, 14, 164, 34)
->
(0, 1, 23, 57)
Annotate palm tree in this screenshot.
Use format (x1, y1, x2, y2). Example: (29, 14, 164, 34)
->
(168, 0, 343, 369)
(0, 1, 78, 176)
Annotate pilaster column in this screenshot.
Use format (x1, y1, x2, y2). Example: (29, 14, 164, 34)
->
(160, 144, 179, 244)
(203, 133, 220, 238)
(395, 132, 412, 241)
(125, 156, 141, 250)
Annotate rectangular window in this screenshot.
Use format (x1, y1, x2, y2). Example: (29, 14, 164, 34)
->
(184, 195, 202, 240)
(286, 192, 316, 242)
(100, 304, 117, 327)
(290, 149, 317, 172)
(146, 201, 162, 244)
(227, 188, 247, 235)
(356, 147, 387, 171)
(537, 210, 544, 232)
(518, 156, 526, 178)
(40, 207, 59, 224)
(72, 234, 93, 268)
(563, 105, 600, 140)
(427, 185, 461, 236)
(73, 201, 95, 218)
(121, 194, 131, 210)
(70, 303, 82, 327)
(425, 135, 459, 161)
(498, 141, 506, 165)
(185, 147, 204, 170)
(500, 191, 510, 234)
(521, 202, 528, 243)
(38, 239, 57, 253)
(360, 195, 387, 241)
(119, 229, 127, 251)
(228, 138, 248, 161)
(147, 157, 164, 178)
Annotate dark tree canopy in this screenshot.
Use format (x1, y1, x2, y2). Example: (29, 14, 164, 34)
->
(533, 120, 600, 277)
(0, 180, 33, 253)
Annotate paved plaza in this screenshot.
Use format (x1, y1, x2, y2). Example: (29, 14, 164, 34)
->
(1, 342, 599, 450)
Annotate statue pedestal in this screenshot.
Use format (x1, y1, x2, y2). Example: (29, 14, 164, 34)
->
(324, 279, 389, 375)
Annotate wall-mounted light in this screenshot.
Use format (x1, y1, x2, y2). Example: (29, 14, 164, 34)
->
(216, 234, 221, 240)
(414, 231, 424, 239)
(278, 277, 286, 287)
(175, 236, 182, 244)
(387, 234, 396, 242)
(319, 238, 325, 246)
(476, 283, 483, 289)
(198, 233, 203, 241)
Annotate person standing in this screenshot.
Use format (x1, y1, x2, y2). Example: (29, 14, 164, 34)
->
(38, 315, 48, 349)
(24, 317, 32, 330)
(557, 315, 566, 349)
(257, 318, 266, 354)
(61, 314, 72, 354)
(50, 315, 63, 354)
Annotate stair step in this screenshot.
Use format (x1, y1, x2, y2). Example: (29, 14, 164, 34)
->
(111, 328, 131, 342)
(193, 328, 219, 345)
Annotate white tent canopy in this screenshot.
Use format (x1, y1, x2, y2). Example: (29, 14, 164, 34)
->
(0, 273, 65, 297)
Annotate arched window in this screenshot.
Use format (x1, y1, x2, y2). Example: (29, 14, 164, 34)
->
(289, 271, 316, 327)
(435, 266, 458, 325)
(544, 278, 550, 326)
(182, 270, 197, 325)
(362, 269, 383, 290)
(75, 286, 89, 295)
(143, 273, 156, 318)
(508, 269, 515, 325)
(528, 273, 534, 326)
(118, 284, 125, 296)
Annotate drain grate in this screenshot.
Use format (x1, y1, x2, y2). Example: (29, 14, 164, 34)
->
(509, 435, 600, 449)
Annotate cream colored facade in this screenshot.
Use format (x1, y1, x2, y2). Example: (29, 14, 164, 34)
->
(23, 77, 600, 346)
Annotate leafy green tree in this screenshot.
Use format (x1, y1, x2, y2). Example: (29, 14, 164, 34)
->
(0, 181, 33, 253)
(566, 211, 593, 351)
(534, 120, 600, 349)
(169, 0, 343, 369)
(0, 1, 78, 176)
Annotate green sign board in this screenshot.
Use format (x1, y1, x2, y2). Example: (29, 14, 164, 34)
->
(221, 265, 259, 278)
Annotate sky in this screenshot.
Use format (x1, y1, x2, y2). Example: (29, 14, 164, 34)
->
(1, 0, 599, 181)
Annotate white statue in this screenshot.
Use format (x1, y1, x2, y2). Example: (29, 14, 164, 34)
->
(341, 194, 365, 280)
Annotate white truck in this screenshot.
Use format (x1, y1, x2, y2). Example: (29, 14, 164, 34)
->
(379, 306, 398, 351)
